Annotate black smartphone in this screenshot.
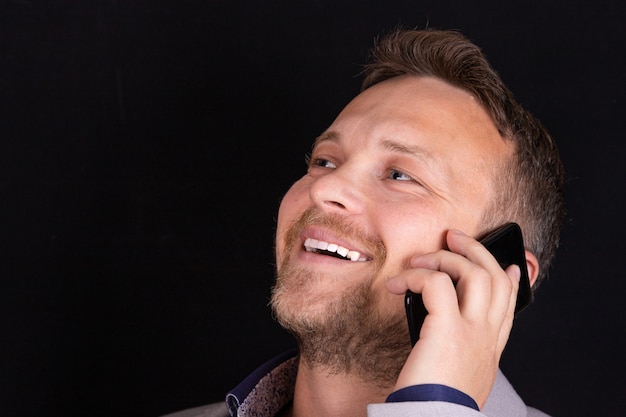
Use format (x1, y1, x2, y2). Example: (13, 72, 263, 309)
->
(405, 222, 533, 346)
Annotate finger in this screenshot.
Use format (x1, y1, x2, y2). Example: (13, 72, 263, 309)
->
(386, 267, 461, 322)
(410, 248, 493, 322)
(418, 269, 461, 318)
(445, 229, 503, 275)
(444, 230, 520, 323)
(496, 264, 521, 350)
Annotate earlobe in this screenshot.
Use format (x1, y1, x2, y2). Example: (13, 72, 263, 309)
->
(524, 250, 540, 288)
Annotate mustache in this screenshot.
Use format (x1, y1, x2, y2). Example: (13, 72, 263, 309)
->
(285, 208, 387, 262)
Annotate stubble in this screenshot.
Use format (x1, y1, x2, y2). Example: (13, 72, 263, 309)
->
(270, 209, 412, 387)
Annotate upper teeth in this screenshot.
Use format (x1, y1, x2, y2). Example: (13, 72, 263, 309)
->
(304, 238, 367, 262)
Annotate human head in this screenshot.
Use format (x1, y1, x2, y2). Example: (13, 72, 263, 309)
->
(360, 28, 565, 288)
(273, 75, 513, 382)
(270, 29, 565, 381)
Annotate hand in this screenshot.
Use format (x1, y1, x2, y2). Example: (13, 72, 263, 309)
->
(386, 229, 521, 409)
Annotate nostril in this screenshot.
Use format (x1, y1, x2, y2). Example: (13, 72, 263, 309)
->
(325, 200, 346, 209)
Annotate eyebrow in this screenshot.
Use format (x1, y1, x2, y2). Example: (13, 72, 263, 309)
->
(313, 132, 436, 164)
(380, 139, 435, 163)
(312, 131, 339, 148)
(380, 139, 449, 194)
(314, 132, 434, 159)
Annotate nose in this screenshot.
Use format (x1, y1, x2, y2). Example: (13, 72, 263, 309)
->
(308, 167, 366, 215)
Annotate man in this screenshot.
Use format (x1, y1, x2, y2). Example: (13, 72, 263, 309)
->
(165, 28, 565, 417)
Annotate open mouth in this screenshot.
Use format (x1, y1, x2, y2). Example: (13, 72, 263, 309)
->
(303, 238, 368, 262)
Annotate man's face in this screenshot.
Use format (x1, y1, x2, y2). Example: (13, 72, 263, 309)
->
(272, 76, 513, 352)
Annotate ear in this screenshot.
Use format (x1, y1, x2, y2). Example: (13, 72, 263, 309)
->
(524, 250, 540, 288)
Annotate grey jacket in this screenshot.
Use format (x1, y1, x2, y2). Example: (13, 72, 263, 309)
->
(162, 369, 550, 417)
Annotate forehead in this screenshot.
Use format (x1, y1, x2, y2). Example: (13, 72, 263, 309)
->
(325, 75, 511, 167)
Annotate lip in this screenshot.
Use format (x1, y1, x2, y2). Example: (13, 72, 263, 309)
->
(300, 226, 373, 261)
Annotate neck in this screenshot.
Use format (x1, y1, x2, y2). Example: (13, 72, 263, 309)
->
(288, 358, 392, 417)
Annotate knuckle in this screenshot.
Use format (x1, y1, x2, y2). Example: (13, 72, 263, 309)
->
(430, 270, 453, 286)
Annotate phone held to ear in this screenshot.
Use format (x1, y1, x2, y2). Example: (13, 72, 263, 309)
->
(405, 222, 534, 346)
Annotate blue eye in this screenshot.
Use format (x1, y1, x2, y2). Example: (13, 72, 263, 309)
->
(389, 169, 412, 181)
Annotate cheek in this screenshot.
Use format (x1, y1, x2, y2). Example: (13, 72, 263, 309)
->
(277, 182, 308, 230)
(375, 203, 445, 258)
(370, 208, 445, 313)
(275, 181, 310, 264)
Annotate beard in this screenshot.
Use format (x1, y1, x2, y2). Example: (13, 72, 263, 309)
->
(270, 209, 412, 387)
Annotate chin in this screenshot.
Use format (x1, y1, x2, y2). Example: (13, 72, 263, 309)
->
(272, 276, 411, 384)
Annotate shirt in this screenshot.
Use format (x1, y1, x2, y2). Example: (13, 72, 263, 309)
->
(225, 349, 478, 417)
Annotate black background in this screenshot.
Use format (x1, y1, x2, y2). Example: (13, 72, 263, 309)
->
(2, 1, 625, 416)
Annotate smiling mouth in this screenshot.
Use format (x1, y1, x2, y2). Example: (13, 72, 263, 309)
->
(303, 238, 368, 262)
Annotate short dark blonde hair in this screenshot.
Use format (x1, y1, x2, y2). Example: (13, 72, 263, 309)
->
(361, 28, 566, 288)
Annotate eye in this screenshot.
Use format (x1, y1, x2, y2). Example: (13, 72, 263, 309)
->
(315, 158, 337, 169)
(388, 169, 412, 181)
(306, 153, 337, 170)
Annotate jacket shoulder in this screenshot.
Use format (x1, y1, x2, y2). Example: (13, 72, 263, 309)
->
(161, 402, 229, 417)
